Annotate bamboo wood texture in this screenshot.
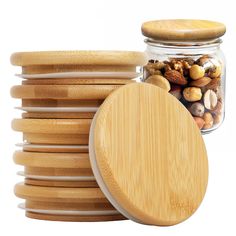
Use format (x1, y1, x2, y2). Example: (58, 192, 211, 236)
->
(91, 83, 208, 226)
(11, 85, 120, 100)
(12, 119, 91, 134)
(21, 145, 88, 153)
(25, 212, 125, 222)
(22, 78, 134, 85)
(10, 51, 147, 66)
(22, 99, 103, 107)
(15, 183, 108, 203)
(22, 65, 137, 74)
(23, 133, 89, 145)
(22, 112, 95, 119)
(24, 167, 93, 177)
(24, 179, 98, 188)
(141, 19, 226, 41)
(13, 151, 91, 168)
(25, 200, 115, 211)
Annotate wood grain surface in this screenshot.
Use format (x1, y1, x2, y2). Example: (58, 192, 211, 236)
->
(15, 183, 108, 203)
(13, 151, 91, 168)
(12, 119, 91, 134)
(23, 133, 89, 145)
(22, 78, 135, 85)
(22, 64, 137, 74)
(92, 83, 208, 226)
(10, 51, 147, 66)
(24, 178, 98, 188)
(22, 99, 103, 107)
(141, 19, 226, 41)
(25, 211, 125, 222)
(11, 84, 120, 100)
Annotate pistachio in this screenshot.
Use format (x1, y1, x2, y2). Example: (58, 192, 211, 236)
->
(189, 65, 205, 80)
(203, 89, 218, 110)
(193, 117, 205, 129)
(145, 75, 170, 92)
(183, 87, 202, 102)
(189, 102, 205, 117)
(203, 112, 214, 129)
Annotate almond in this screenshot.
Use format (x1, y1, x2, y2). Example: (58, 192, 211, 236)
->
(189, 77, 211, 87)
(164, 70, 187, 85)
(205, 77, 221, 90)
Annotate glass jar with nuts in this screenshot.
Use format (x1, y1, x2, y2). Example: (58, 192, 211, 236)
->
(141, 19, 226, 133)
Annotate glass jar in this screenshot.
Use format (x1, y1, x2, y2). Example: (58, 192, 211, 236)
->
(142, 20, 226, 134)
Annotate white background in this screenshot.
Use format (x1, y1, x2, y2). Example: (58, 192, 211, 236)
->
(0, 0, 235, 235)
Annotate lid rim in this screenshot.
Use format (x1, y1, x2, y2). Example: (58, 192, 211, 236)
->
(142, 19, 226, 42)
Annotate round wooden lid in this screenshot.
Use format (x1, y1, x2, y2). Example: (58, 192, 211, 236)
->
(141, 19, 226, 41)
(89, 83, 208, 226)
(11, 85, 120, 100)
(13, 151, 91, 169)
(10, 51, 147, 66)
(15, 183, 107, 203)
(12, 118, 91, 134)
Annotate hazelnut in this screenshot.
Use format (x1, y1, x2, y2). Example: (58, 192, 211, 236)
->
(183, 87, 202, 102)
(189, 65, 205, 80)
(145, 75, 170, 92)
(189, 102, 205, 117)
(203, 112, 214, 129)
(203, 89, 218, 110)
(208, 65, 221, 78)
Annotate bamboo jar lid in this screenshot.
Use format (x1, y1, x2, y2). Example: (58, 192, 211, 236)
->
(89, 83, 208, 226)
(141, 19, 226, 41)
(10, 51, 147, 66)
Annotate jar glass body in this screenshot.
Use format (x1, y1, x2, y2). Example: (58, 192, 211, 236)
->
(143, 39, 226, 134)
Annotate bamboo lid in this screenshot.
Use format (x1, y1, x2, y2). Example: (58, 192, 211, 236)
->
(12, 118, 91, 134)
(10, 51, 147, 66)
(141, 19, 226, 41)
(11, 85, 120, 100)
(89, 83, 208, 226)
(13, 151, 91, 168)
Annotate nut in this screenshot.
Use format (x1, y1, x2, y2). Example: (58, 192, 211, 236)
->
(203, 112, 214, 129)
(193, 117, 205, 129)
(213, 114, 222, 125)
(205, 77, 221, 90)
(189, 102, 205, 117)
(189, 65, 205, 80)
(189, 76, 211, 87)
(169, 85, 182, 100)
(183, 87, 202, 102)
(145, 75, 171, 92)
(164, 70, 187, 85)
(211, 101, 222, 116)
(203, 89, 218, 110)
(208, 58, 222, 78)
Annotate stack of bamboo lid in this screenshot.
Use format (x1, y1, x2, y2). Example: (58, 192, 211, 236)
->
(11, 51, 147, 221)
(11, 51, 209, 226)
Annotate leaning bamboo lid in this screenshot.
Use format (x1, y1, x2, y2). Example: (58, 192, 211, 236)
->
(89, 83, 208, 226)
(10, 51, 147, 66)
(141, 19, 226, 41)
